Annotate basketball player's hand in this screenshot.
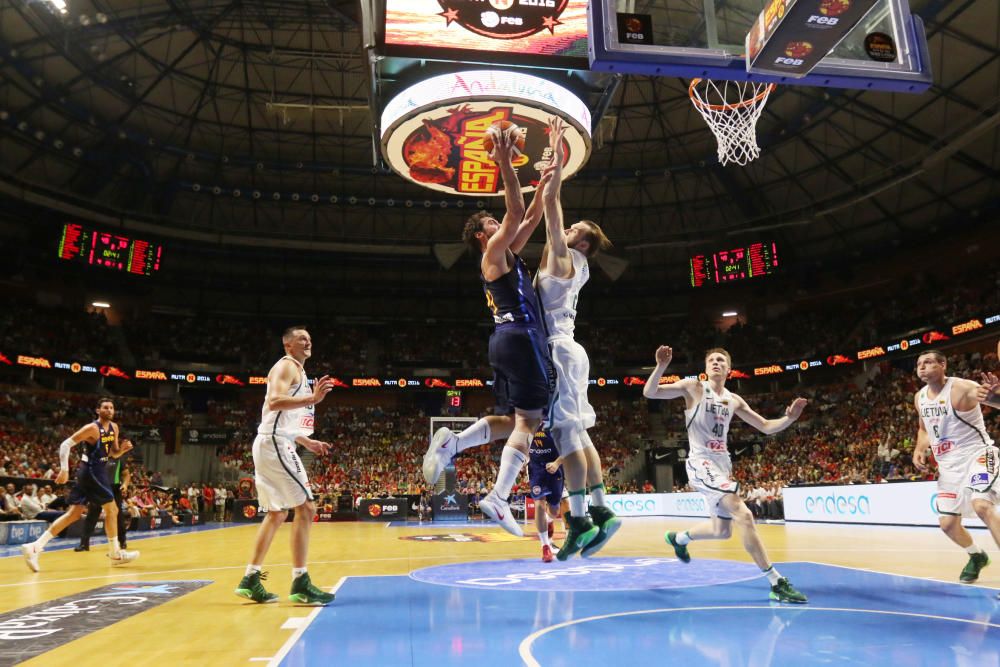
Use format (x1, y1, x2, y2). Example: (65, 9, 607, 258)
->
(55, 469, 69, 485)
(912, 449, 928, 472)
(488, 125, 514, 164)
(119, 439, 133, 454)
(301, 438, 332, 455)
(312, 375, 334, 405)
(786, 398, 807, 420)
(545, 461, 560, 474)
(981, 371, 999, 395)
(972, 382, 993, 403)
(654, 345, 673, 366)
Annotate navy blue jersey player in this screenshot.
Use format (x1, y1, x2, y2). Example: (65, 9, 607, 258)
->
(529, 429, 564, 562)
(422, 123, 556, 537)
(21, 397, 139, 572)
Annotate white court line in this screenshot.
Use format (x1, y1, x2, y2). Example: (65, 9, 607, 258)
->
(248, 658, 271, 662)
(280, 616, 309, 630)
(797, 560, 999, 592)
(517, 605, 1000, 667)
(268, 576, 350, 667)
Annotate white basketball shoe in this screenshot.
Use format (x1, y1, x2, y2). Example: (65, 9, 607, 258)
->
(422, 427, 457, 486)
(480, 491, 523, 537)
(20, 543, 40, 572)
(110, 549, 141, 566)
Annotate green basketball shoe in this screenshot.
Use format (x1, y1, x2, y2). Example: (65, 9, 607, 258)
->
(556, 515, 599, 561)
(665, 531, 691, 563)
(235, 571, 279, 603)
(769, 577, 808, 604)
(289, 573, 336, 605)
(581, 506, 622, 558)
(960, 552, 990, 583)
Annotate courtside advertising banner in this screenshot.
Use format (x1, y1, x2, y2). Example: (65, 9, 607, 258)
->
(603, 493, 710, 518)
(783, 482, 984, 527)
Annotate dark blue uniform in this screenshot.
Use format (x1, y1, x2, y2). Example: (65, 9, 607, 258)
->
(528, 429, 563, 505)
(67, 421, 115, 506)
(483, 253, 555, 413)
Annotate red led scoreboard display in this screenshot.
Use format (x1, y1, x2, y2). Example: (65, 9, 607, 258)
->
(58, 223, 163, 276)
(690, 241, 778, 287)
(381, 0, 589, 67)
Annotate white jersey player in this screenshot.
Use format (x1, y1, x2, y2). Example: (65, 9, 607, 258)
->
(644, 345, 809, 603)
(912, 350, 1000, 583)
(533, 116, 617, 560)
(235, 326, 336, 606)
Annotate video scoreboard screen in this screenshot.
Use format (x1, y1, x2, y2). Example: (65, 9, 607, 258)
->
(690, 241, 778, 287)
(382, 0, 589, 67)
(58, 223, 163, 276)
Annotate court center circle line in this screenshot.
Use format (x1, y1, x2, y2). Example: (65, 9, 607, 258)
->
(518, 605, 1000, 667)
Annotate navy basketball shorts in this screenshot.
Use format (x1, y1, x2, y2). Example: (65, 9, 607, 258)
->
(68, 467, 115, 506)
(489, 325, 556, 414)
(528, 463, 564, 506)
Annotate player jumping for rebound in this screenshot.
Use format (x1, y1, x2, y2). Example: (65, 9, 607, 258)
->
(21, 397, 139, 572)
(422, 123, 555, 536)
(535, 117, 617, 559)
(644, 346, 808, 603)
(912, 350, 1000, 583)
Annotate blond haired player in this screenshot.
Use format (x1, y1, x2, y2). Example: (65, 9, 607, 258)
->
(644, 346, 808, 603)
(235, 326, 336, 605)
(913, 350, 1000, 583)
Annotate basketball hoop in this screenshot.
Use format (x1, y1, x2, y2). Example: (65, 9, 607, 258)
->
(689, 78, 776, 166)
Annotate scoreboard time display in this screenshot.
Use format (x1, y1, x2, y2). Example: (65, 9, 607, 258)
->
(690, 241, 779, 287)
(58, 223, 163, 276)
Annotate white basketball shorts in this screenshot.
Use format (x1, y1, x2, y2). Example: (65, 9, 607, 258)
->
(252, 433, 313, 511)
(935, 445, 999, 516)
(547, 337, 597, 455)
(686, 456, 739, 519)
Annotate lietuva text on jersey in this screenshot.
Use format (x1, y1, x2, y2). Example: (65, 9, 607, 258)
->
(482, 253, 545, 328)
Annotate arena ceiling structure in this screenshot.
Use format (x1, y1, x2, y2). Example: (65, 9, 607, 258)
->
(0, 0, 998, 305)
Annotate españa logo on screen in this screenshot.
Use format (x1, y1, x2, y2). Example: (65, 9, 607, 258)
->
(438, 0, 571, 40)
(401, 105, 550, 195)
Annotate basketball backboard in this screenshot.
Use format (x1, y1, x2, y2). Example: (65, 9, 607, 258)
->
(589, 0, 931, 92)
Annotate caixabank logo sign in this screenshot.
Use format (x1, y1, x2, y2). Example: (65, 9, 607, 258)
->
(437, 0, 572, 40)
(381, 71, 590, 196)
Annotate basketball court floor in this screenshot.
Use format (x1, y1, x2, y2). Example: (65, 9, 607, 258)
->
(1, 517, 998, 666)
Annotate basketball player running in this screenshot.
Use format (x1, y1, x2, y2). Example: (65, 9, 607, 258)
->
(75, 454, 131, 552)
(235, 327, 336, 605)
(912, 350, 1000, 583)
(21, 397, 139, 572)
(535, 117, 617, 559)
(528, 429, 564, 562)
(422, 125, 556, 537)
(644, 346, 808, 603)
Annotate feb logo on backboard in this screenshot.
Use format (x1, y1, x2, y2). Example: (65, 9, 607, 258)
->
(437, 0, 571, 40)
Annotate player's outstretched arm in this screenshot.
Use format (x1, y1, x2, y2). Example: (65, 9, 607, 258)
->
(912, 392, 930, 471)
(483, 128, 526, 266)
(295, 435, 332, 455)
(982, 371, 1000, 408)
(734, 396, 807, 435)
(642, 346, 695, 401)
(540, 118, 573, 279)
(510, 164, 556, 255)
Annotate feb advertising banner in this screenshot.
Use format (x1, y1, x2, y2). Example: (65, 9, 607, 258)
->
(783, 482, 984, 527)
(358, 498, 408, 522)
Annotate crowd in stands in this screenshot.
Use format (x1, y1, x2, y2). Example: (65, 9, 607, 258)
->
(4, 259, 996, 379)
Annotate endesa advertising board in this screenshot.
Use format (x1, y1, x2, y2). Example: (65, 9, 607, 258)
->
(783, 482, 986, 527)
(601, 493, 711, 518)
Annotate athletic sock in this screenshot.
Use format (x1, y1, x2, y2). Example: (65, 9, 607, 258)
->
(538, 531, 551, 547)
(966, 544, 986, 555)
(567, 489, 587, 518)
(35, 530, 54, 549)
(762, 565, 782, 585)
(245, 564, 262, 577)
(493, 443, 528, 499)
(675, 531, 691, 546)
(456, 418, 492, 453)
(589, 483, 607, 507)
(107, 538, 120, 559)
(292, 567, 307, 579)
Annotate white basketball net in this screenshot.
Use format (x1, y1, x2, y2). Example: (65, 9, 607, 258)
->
(689, 79, 775, 166)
